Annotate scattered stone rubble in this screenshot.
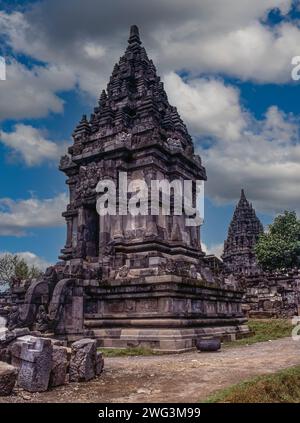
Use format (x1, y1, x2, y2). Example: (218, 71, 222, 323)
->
(0, 328, 104, 396)
(0, 362, 18, 396)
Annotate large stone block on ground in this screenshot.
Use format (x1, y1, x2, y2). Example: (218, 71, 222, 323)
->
(10, 335, 52, 392)
(196, 337, 221, 352)
(49, 345, 68, 387)
(0, 361, 18, 396)
(69, 338, 103, 382)
(0, 328, 32, 364)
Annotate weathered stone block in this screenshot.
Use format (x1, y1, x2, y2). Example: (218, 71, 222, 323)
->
(10, 336, 52, 392)
(0, 347, 11, 364)
(12, 328, 30, 338)
(0, 361, 18, 396)
(69, 338, 103, 382)
(49, 345, 68, 387)
(0, 330, 16, 347)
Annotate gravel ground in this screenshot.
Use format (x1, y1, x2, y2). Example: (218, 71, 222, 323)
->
(1, 336, 299, 403)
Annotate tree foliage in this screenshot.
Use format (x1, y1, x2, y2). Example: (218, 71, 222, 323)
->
(0, 254, 42, 287)
(255, 211, 300, 271)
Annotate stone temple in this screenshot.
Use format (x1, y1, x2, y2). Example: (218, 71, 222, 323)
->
(4, 26, 249, 351)
(222, 189, 263, 275)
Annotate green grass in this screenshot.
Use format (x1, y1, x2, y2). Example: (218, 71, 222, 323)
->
(204, 366, 300, 403)
(98, 347, 160, 357)
(225, 318, 292, 348)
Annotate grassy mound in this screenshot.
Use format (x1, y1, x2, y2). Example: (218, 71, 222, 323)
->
(205, 366, 300, 403)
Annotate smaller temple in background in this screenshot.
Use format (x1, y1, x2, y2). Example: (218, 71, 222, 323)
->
(222, 189, 263, 275)
(221, 190, 300, 318)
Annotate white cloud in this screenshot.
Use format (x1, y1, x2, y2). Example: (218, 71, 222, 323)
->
(16, 252, 52, 270)
(202, 242, 224, 258)
(157, 19, 300, 83)
(0, 10, 111, 102)
(0, 59, 76, 121)
(0, 124, 68, 166)
(0, 0, 298, 103)
(165, 73, 300, 215)
(202, 106, 300, 215)
(83, 42, 106, 60)
(0, 251, 52, 271)
(0, 193, 67, 236)
(164, 72, 245, 141)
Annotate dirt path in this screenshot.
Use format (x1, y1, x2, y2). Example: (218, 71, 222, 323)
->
(1, 337, 300, 403)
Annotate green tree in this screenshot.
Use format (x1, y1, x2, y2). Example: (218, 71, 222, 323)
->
(255, 211, 300, 271)
(0, 254, 42, 288)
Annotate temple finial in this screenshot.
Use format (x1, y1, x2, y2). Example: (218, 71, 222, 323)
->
(99, 89, 107, 103)
(73, 114, 90, 137)
(128, 25, 141, 45)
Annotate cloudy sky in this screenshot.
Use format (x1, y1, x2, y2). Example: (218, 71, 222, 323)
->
(0, 0, 300, 265)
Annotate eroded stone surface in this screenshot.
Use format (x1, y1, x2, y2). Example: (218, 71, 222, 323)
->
(10, 336, 52, 392)
(0, 361, 18, 396)
(69, 339, 103, 382)
(49, 345, 68, 387)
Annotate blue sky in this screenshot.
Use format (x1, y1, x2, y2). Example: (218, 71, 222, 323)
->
(1, 0, 300, 266)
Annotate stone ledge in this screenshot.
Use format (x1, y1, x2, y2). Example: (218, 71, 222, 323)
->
(93, 325, 250, 351)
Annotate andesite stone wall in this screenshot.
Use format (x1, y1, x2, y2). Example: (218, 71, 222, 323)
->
(239, 270, 300, 318)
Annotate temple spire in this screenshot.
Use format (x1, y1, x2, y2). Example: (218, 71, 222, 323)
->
(128, 25, 141, 45)
(222, 190, 263, 275)
(70, 24, 195, 146)
(72, 114, 90, 139)
(99, 89, 107, 104)
(238, 188, 250, 208)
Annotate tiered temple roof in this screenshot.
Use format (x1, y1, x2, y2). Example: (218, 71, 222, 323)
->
(70, 25, 194, 155)
(222, 189, 264, 274)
